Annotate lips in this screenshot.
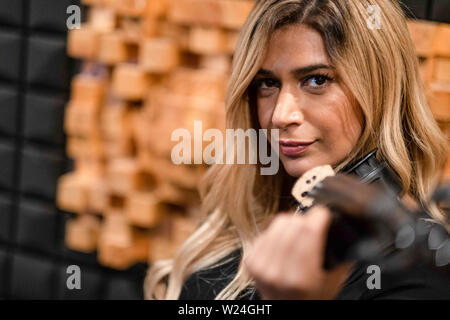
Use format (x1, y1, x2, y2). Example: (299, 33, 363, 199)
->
(279, 140, 315, 147)
(278, 140, 315, 157)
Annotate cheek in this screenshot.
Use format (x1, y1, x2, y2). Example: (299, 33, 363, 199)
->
(313, 96, 362, 151)
(256, 100, 272, 129)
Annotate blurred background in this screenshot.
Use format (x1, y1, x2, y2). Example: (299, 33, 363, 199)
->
(0, 0, 448, 299)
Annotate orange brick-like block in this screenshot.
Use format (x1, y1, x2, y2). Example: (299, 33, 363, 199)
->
(112, 63, 150, 100)
(219, 0, 255, 29)
(66, 136, 104, 160)
(113, 0, 149, 16)
(70, 74, 106, 109)
(125, 192, 164, 228)
(113, 0, 167, 17)
(129, 108, 152, 149)
(428, 58, 450, 83)
(155, 181, 191, 206)
(432, 24, 450, 57)
(428, 83, 450, 122)
(64, 101, 100, 137)
(98, 212, 150, 269)
(168, 0, 222, 26)
(139, 37, 179, 73)
(200, 54, 231, 73)
(158, 21, 189, 50)
(407, 20, 437, 57)
(98, 32, 129, 65)
(168, 0, 254, 29)
(88, 6, 117, 33)
(67, 24, 100, 59)
(103, 139, 133, 158)
(166, 68, 227, 101)
(65, 214, 101, 253)
(86, 177, 109, 213)
(101, 102, 132, 140)
(189, 27, 227, 55)
(140, 152, 203, 189)
(106, 158, 152, 194)
(57, 173, 89, 213)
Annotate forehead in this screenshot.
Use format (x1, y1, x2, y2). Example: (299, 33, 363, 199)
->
(262, 24, 330, 71)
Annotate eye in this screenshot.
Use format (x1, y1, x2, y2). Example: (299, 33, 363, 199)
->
(253, 78, 281, 97)
(255, 78, 280, 89)
(302, 74, 333, 89)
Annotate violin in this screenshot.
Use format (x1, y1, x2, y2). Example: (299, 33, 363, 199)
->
(291, 149, 450, 273)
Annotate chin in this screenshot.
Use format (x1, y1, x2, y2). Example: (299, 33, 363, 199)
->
(281, 152, 334, 178)
(281, 158, 316, 178)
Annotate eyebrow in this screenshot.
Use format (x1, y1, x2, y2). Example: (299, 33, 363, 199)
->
(256, 64, 333, 77)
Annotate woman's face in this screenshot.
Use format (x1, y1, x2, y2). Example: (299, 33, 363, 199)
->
(255, 24, 363, 178)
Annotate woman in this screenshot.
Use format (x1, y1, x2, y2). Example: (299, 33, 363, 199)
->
(145, 0, 449, 300)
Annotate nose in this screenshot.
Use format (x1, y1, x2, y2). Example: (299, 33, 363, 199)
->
(271, 86, 304, 129)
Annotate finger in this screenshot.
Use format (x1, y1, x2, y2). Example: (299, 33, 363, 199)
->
(268, 215, 306, 276)
(305, 205, 332, 231)
(244, 216, 285, 276)
(245, 214, 299, 281)
(256, 215, 294, 276)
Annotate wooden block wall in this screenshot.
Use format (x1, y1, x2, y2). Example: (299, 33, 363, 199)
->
(59, 1, 449, 270)
(60, 0, 255, 270)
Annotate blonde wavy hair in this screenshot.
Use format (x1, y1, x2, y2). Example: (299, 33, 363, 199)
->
(144, 0, 449, 300)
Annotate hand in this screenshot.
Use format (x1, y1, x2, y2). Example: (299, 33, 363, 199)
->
(243, 205, 354, 300)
